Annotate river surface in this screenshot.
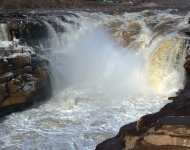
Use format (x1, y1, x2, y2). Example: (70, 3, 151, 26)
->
(0, 8, 190, 150)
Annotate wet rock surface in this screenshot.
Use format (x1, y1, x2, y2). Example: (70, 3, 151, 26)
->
(0, 53, 51, 117)
(0, 11, 58, 117)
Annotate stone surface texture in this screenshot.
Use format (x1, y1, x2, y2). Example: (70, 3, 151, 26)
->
(0, 53, 51, 117)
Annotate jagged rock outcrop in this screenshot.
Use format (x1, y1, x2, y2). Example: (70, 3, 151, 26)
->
(134, 116, 190, 150)
(0, 53, 51, 117)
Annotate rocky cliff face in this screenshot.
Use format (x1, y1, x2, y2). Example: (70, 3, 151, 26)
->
(0, 12, 53, 117)
(0, 53, 52, 117)
(0, 11, 81, 117)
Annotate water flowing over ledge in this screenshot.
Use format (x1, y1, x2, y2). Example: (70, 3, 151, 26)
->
(0, 8, 190, 150)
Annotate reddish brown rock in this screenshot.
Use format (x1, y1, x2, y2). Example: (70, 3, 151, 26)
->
(13, 66, 32, 76)
(0, 83, 7, 104)
(26, 77, 38, 82)
(0, 91, 28, 107)
(133, 116, 190, 150)
(137, 112, 161, 130)
(13, 79, 20, 85)
(22, 73, 33, 80)
(184, 60, 190, 70)
(8, 23, 24, 31)
(155, 116, 190, 136)
(0, 55, 52, 118)
(6, 53, 31, 70)
(0, 72, 13, 83)
(125, 124, 155, 149)
(185, 55, 190, 62)
(144, 134, 190, 147)
(7, 80, 18, 93)
(134, 138, 190, 150)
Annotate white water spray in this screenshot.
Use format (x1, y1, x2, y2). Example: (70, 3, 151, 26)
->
(0, 10, 188, 150)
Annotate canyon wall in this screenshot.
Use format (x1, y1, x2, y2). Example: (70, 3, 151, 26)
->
(0, 14, 53, 117)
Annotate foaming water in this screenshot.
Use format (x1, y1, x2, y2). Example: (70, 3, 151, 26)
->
(0, 9, 189, 150)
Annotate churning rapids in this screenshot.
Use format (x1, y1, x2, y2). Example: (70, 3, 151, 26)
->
(0, 8, 190, 150)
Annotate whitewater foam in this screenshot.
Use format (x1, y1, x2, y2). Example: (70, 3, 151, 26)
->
(0, 9, 189, 150)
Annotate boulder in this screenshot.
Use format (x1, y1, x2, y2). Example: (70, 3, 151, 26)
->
(26, 77, 38, 82)
(6, 53, 31, 70)
(184, 60, 190, 70)
(22, 73, 33, 81)
(7, 80, 18, 93)
(134, 138, 190, 150)
(155, 116, 190, 136)
(13, 79, 20, 85)
(185, 55, 190, 62)
(0, 83, 7, 103)
(0, 72, 13, 83)
(0, 52, 51, 117)
(133, 116, 190, 150)
(0, 91, 28, 107)
(8, 23, 24, 31)
(125, 124, 155, 150)
(144, 134, 190, 147)
(13, 66, 32, 76)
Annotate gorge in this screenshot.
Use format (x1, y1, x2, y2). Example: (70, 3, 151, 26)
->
(0, 8, 190, 150)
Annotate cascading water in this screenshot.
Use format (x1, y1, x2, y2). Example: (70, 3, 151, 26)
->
(0, 9, 189, 150)
(0, 23, 11, 41)
(0, 23, 12, 48)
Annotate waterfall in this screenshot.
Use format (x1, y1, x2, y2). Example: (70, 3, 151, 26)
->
(43, 22, 60, 49)
(41, 10, 187, 96)
(0, 9, 189, 150)
(146, 35, 186, 93)
(0, 23, 11, 41)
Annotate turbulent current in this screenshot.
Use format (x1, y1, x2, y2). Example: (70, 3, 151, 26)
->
(0, 8, 190, 150)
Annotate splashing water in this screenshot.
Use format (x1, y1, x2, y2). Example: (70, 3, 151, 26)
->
(0, 9, 189, 150)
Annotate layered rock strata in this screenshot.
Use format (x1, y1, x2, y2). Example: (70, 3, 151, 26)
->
(0, 53, 51, 117)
